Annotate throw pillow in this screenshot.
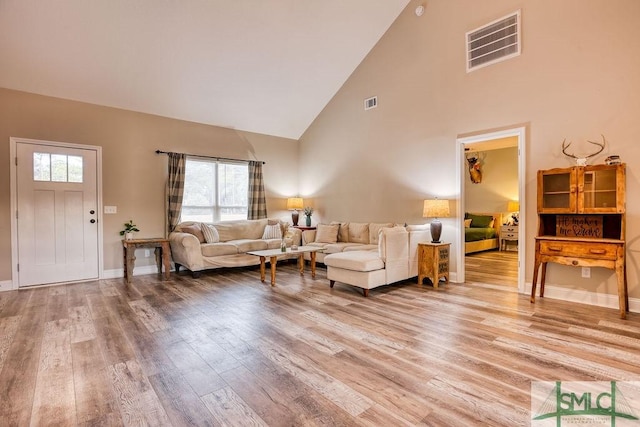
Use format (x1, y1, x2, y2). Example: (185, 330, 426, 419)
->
(315, 223, 339, 243)
(369, 223, 394, 245)
(181, 224, 205, 243)
(464, 219, 472, 228)
(262, 223, 283, 240)
(348, 222, 369, 244)
(201, 223, 220, 243)
(331, 221, 349, 242)
(467, 213, 493, 228)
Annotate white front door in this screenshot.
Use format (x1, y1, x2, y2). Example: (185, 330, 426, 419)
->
(16, 141, 99, 287)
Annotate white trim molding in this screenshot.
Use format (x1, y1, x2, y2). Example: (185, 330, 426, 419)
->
(525, 282, 639, 314)
(0, 280, 14, 292)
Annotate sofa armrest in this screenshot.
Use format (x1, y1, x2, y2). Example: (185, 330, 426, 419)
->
(169, 232, 204, 271)
(301, 230, 316, 245)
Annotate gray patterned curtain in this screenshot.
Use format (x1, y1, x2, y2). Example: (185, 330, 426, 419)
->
(167, 153, 186, 234)
(247, 161, 267, 219)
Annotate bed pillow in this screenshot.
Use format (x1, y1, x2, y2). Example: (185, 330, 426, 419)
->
(315, 223, 339, 243)
(464, 219, 472, 228)
(467, 214, 494, 228)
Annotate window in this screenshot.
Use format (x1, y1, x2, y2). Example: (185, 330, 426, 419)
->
(33, 152, 83, 182)
(181, 158, 248, 222)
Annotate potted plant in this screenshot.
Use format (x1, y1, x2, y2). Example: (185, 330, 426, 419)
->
(120, 220, 139, 240)
(303, 207, 313, 227)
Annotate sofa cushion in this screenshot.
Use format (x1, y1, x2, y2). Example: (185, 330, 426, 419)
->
(315, 223, 339, 243)
(369, 223, 394, 245)
(262, 224, 282, 240)
(323, 243, 361, 254)
(348, 223, 369, 244)
(467, 213, 493, 228)
(201, 243, 239, 257)
(324, 251, 384, 272)
(306, 242, 328, 249)
(265, 238, 293, 250)
(214, 219, 268, 241)
(229, 239, 269, 252)
(201, 223, 220, 243)
(344, 244, 377, 252)
(331, 221, 350, 242)
(181, 224, 205, 243)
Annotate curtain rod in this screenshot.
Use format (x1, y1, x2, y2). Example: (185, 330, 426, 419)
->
(155, 150, 265, 165)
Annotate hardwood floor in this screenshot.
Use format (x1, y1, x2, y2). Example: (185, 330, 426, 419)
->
(466, 249, 518, 288)
(1, 262, 638, 426)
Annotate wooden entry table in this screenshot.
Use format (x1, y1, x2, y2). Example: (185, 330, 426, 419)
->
(122, 238, 171, 283)
(248, 246, 323, 286)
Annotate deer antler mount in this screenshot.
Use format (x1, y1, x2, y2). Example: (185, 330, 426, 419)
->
(562, 134, 606, 166)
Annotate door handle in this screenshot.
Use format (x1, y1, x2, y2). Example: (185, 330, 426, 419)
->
(90, 219, 96, 224)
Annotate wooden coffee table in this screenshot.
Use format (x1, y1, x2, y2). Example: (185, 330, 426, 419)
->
(247, 246, 323, 286)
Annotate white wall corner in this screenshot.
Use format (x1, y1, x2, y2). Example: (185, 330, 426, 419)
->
(102, 264, 174, 280)
(0, 280, 15, 292)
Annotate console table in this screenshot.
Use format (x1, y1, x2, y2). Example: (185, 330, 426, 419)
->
(122, 238, 171, 283)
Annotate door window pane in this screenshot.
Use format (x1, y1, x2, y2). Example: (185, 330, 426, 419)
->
(51, 154, 67, 182)
(32, 152, 84, 183)
(68, 155, 83, 182)
(33, 153, 51, 181)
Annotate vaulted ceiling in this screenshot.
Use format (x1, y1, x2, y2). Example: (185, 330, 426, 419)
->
(0, 0, 410, 139)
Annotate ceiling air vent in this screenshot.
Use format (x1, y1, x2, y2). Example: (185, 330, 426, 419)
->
(364, 96, 377, 111)
(466, 10, 521, 72)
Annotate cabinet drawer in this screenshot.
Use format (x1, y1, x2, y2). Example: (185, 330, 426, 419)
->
(539, 241, 618, 260)
(502, 232, 518, 239)
(502, 226, 518, 233)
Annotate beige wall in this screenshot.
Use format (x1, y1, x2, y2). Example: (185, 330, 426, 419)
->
(465, 147, 519, 214)
(299, 0, 640, 297)
(0, 88, 298, 281)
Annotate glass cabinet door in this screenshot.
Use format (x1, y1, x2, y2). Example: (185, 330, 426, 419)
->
(578, 164, 624, 213)
(538, 168, 576, 213)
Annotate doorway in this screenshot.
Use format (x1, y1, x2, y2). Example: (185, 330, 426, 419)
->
(456, 127, 526, 293)
(10, 138, 103, 288)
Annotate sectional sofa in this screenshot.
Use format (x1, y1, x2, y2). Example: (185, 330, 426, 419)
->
(169, 219, 301, 276)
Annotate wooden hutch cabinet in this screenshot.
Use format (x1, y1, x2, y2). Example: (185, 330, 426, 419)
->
(531, 164, 628, 318)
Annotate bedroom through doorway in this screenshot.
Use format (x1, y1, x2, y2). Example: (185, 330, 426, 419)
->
(457, 128, 525, 291)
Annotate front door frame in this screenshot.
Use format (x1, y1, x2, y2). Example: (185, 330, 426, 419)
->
(9, 137, 104, 290)
(455, 126, 526, 293)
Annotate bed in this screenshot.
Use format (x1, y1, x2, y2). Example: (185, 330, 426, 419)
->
(465, 212, 502, 254)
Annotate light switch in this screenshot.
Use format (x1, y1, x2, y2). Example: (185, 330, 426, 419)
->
(104, 206, 117, 214)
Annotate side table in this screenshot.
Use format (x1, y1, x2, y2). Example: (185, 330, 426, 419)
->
(122, 238, 171, 283)
(500, 225, 519, 251)
(417, 242, 450, 288)
(293, 226, 316, 231)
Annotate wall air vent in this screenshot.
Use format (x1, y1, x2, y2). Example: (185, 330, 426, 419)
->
(466, 10, 520, 72)
(364, 96, 377, 110)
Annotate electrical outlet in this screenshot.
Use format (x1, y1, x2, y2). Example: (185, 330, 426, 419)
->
(104, 205, 117, 214)
(581, 267, 591, 278)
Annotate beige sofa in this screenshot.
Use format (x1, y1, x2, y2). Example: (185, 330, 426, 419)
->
(169, 219, 301, 276)
(300, 222, 397, 263)
(324, 225, 430, 296)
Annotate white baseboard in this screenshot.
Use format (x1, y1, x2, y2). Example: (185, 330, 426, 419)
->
(102, 264, 174, 279)
(524, 282, 639, 314)
(0, 280, 15, 292)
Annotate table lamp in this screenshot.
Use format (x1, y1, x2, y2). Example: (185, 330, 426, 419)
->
(286, 197, 304, 226)
(507, 200, 520, 225)
(423, 199, 450, 243)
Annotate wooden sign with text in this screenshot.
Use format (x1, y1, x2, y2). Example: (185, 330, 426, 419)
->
(556, 215, 603, 238)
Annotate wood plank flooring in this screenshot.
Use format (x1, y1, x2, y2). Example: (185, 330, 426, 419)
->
(1, 262, 639, 426)
(466, 249, 518, 288)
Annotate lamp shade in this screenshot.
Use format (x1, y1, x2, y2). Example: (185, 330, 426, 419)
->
(507, 200, 520, 212)
(423, 199, 450, 218)
(286, 197, 304, 210)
